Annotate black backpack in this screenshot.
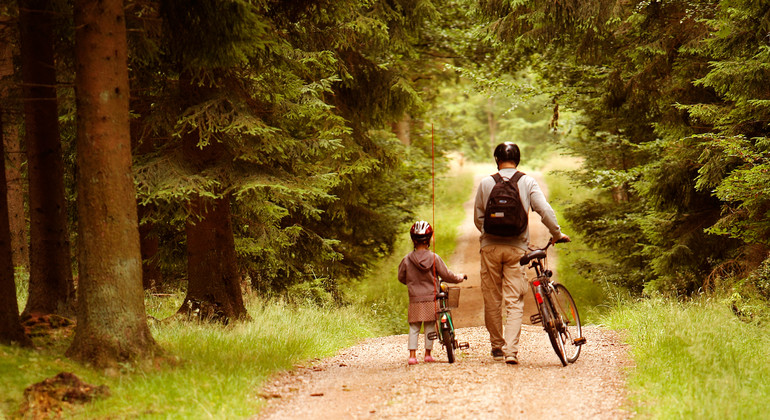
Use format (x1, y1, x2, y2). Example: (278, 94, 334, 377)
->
(483, 172, 528, 237)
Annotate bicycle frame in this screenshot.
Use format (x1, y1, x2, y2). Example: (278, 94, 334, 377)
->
(435, 284, 455, 336)
(525, 245, 559, 330)
(427, 281, 469, 363)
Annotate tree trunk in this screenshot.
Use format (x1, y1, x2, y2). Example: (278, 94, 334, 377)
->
(18, 0, 75, 317)
(0, 108, 32, 347)
(66, 0, 158, 367)
(174, 76, 248, 323)
(138, 204, 161, 290)
(3, 118, 28, 270)
(0, 20, 29, 270)
(130, 98, 162, 290)
(390, 113, 411, 145)
(179, 193, 248, 323)
(487, 97, 497, 148)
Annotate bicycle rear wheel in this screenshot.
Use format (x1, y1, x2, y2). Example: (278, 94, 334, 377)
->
(552, 284, 582, 363)
(442, 328, 455, 363)
(542, 302, 567, 366)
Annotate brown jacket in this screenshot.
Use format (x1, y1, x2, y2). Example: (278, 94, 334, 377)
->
(398, 249, 464, 302)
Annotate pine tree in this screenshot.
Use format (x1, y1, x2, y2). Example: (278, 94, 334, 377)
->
(17, 0, 75, 317)
(66, 0, 159, 367)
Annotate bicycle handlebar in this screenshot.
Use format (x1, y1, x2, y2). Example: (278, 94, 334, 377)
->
(520, 237, 570, 266)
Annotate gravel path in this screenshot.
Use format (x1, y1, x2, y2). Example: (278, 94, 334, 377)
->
(255, 325, 632, 419)
(254, 161, 633, 419)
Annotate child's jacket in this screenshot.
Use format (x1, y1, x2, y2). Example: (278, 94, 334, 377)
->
(398, 249, 464, 303)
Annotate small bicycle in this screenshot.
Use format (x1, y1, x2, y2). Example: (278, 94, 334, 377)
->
(427, 277, 469, 363)
(520, 238, 586, 366)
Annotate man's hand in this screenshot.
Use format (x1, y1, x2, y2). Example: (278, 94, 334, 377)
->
(461, 274, 468, 282)
(553, 234, 571, 244)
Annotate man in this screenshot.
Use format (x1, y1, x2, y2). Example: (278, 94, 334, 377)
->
(474, 142, 570, 364)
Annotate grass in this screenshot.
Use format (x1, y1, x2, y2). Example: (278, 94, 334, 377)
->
(603, 298, 770, 419)
(352, 165, 476, 334)
(0, 295, 377, 419)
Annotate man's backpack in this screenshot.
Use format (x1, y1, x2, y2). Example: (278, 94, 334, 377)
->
(483, 172, 528, 237)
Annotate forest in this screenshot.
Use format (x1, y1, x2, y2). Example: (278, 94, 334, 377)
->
(1, 0, 769, 418)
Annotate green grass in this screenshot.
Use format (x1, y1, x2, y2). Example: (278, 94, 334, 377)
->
(352, 166, 475, 334)
(603, 298, 770, 419)
(0, 296, 377, 419)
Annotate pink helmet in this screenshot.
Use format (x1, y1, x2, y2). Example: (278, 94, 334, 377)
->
(410, 221, 433, 243)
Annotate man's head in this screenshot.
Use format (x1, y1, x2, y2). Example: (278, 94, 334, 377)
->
(410, 220, 433, 247)
(493, 142, 520, 169)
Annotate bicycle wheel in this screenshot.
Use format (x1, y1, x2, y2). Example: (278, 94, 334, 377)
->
(542, 301, 567, 366)
(442, 328, 455, 363)
(552, 283, 582, 363)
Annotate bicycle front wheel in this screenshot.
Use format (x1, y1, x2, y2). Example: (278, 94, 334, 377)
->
(552, 283, 583, 363)
(442, 327, 455, 363)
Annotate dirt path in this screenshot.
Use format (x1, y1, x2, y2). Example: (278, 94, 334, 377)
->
(255, 163, 632, 420)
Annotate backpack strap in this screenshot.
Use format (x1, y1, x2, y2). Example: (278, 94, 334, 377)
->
(492, 171, 525, 185)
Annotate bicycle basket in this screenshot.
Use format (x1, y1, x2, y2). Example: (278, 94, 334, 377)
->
(446, 286, 461, 308)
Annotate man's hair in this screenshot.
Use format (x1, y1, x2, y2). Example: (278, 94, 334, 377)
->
(493, 142, 520, 166)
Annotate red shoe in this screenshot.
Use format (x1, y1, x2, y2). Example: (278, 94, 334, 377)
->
(424, 355, 435, 363)
(408, 357, 418, 365)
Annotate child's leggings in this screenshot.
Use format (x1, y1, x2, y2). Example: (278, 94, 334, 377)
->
(408, 321, 436, 350)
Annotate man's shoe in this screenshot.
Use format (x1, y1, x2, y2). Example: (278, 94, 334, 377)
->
(491, 348, 504, 361)
(408, 357, 418, 365)
(505, 355, 519, 365)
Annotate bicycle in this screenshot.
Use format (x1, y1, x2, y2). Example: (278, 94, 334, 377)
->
(427, 277, 469, 363)
(520, 238, 586, 366)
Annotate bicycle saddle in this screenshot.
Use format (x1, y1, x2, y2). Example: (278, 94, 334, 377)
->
(519, 249, 546, 266)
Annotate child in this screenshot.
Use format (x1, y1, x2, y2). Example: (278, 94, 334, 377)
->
(398, 221, 465, 365)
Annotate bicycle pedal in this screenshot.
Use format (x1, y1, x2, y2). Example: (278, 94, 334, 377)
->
(458, 342, 470, 350)
(573, 337, 587, 346)
(427, 332, 438, 340)
(530, 314, 542, 324)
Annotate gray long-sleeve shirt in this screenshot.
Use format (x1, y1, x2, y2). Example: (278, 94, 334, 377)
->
(474, 168, 563, 251)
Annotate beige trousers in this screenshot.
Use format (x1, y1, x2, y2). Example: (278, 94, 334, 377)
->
(480, 244, 527, 357)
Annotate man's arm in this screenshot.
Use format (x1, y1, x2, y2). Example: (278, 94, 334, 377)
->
(474, 178, 490, 232)
(528, 179, 565, 240)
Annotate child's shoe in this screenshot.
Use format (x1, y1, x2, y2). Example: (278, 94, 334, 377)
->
(408, 357, 418, 365)
(424, 355, 435, 363)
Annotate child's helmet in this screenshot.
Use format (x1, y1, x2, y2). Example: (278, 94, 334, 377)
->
(410, 221, 433, 243)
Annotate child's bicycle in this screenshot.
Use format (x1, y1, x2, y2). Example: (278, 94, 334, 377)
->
(520, 237, 587, 366)
(427, 276, 469, 363)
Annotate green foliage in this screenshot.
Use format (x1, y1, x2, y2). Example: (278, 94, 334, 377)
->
(476, 0, 770, 296)
(426, 75, 559, 163)
(125, 0, 459, 294)
(0, 295, 377, 418)
(604, 299, 770, 418)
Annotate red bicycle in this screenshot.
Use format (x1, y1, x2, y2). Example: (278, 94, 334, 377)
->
(520, 238, 586, 366)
